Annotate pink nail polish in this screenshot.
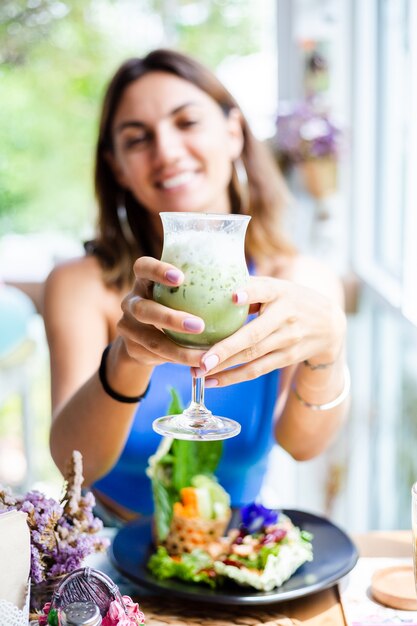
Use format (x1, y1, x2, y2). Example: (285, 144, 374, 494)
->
(192, 367, 205, 378)
(202, 353, 219, 372)
(183, 318, 204, 332)
(165, 269, 183, 284)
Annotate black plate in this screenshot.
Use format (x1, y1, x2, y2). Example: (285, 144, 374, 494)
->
(110, 509, 358, 605)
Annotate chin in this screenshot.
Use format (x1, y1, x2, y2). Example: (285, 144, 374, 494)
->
(160, 200, 209, 214)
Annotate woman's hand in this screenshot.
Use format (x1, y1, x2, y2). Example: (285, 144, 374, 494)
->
(192, 276, 346, 387)
(117, 256, 206, 367)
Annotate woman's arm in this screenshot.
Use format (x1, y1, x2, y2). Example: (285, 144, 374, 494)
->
(44, 257, 152, 484)
(273, 256, 348, 459)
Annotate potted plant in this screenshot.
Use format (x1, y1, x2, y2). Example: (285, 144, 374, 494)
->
(273, 99, 342, 199)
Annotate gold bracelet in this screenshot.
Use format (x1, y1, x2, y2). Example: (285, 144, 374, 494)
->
(292, 366, 351, 411)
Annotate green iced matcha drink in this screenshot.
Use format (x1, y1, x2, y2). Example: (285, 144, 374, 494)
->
(153, 230, 249, 348)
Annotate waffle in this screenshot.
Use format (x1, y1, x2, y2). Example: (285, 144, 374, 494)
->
(161, 510, 231, 555)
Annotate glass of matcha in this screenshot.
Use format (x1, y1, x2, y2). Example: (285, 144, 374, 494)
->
(152, 212, 251, 440)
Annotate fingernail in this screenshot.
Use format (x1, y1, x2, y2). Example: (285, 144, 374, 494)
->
(202, 353, 219, 373)
(192, 367, 205, 378)
(233, 290, 248, 304)
(183, 317, 204, 332)
(165, 269, 183, 284)
(205, 378, 218, 388)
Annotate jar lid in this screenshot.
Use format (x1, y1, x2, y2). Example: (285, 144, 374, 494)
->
(60, 601, 102, 626)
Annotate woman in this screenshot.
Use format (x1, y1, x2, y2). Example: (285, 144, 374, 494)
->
(44, 49, 348, 522)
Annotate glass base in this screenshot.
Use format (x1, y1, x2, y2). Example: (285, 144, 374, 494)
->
(152, 413, 241, 441)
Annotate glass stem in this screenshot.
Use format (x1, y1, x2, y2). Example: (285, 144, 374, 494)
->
(184, 375, 211, 420)
(192, 375, 205, 407)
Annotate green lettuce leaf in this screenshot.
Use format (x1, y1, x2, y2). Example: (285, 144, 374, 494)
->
(148, 546, 216, 588)
(171, 438, 223, 492)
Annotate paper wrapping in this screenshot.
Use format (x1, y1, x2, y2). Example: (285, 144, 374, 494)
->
(0, 510, 31, 609)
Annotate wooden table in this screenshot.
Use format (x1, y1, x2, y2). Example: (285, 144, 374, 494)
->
(95, 530, 413, 626)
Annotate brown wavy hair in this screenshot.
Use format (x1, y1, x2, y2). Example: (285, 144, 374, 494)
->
(89, 48, 295, 289)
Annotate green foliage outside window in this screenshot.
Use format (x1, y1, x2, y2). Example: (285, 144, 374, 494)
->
(0, 0, 261, 236)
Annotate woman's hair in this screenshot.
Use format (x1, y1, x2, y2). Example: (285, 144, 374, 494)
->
(89, 48, 295, 288)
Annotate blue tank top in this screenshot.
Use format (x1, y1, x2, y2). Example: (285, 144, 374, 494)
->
(94, 364, 281, 514)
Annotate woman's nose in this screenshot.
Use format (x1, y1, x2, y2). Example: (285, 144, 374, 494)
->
(152, 127, 184, 164)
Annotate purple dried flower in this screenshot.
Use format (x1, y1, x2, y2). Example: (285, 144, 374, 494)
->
(30, 545, 45, 584)
(0, 453, 110, 583)
(240, 503, 279, 533)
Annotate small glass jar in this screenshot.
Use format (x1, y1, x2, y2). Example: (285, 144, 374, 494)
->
(60, 601, 102, 626)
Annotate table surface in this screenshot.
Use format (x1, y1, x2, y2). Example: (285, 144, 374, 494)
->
(84, 529, 413, 626)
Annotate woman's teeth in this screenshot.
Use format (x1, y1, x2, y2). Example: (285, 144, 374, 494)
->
(161, 172, 194, 189)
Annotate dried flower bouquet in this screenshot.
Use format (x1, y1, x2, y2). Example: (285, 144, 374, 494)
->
(0, 450, 109, 584)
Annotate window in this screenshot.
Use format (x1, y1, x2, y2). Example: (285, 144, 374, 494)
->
(347, 0, 417, 530)
(352, 0, 417, 326)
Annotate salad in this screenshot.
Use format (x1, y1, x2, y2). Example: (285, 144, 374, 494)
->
(148, 503, 313, 591)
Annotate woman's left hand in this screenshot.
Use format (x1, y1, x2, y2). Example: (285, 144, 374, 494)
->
(192, 276, 346, 387)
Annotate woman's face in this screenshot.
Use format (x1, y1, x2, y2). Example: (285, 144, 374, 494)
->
(109, 71, 243, 219)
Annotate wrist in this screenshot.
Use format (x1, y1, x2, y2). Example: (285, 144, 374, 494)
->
(307, 306, 346, 369)
(104, 338, 152, 399)
(295, 351, 346, 396)
(304, 345, 343, 370)
(292, 366, 350, 411)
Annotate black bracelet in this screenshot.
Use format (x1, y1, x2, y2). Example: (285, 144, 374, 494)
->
(98, 344, 150, 404)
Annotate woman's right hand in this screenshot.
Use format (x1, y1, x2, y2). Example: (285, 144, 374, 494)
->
(117, 256, 206, 367)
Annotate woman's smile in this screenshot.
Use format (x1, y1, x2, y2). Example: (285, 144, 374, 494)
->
(157, 170, 198, 191)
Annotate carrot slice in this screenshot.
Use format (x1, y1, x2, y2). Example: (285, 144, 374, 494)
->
(180, 487, 198, 507)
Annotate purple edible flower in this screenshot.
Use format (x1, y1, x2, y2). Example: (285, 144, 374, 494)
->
(240, 503, 279, 533)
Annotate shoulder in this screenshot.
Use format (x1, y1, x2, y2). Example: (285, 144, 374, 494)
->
(46, 255, 102, 286)
(44, 255, 122, 313)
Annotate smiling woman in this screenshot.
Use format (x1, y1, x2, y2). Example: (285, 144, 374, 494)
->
(43, 48, 349, 524)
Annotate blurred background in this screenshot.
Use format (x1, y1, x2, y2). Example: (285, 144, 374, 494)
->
(1, 0, 416, 532)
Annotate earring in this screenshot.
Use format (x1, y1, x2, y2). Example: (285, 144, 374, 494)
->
(232, 158, 250, 214)
(117, 193, 136, 245)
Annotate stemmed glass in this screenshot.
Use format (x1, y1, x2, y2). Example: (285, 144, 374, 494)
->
(152, 212, 250, 441)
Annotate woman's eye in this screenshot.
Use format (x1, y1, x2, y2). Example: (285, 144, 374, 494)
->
(178, 118, 199, 129)
(124, 134, 150, 149)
